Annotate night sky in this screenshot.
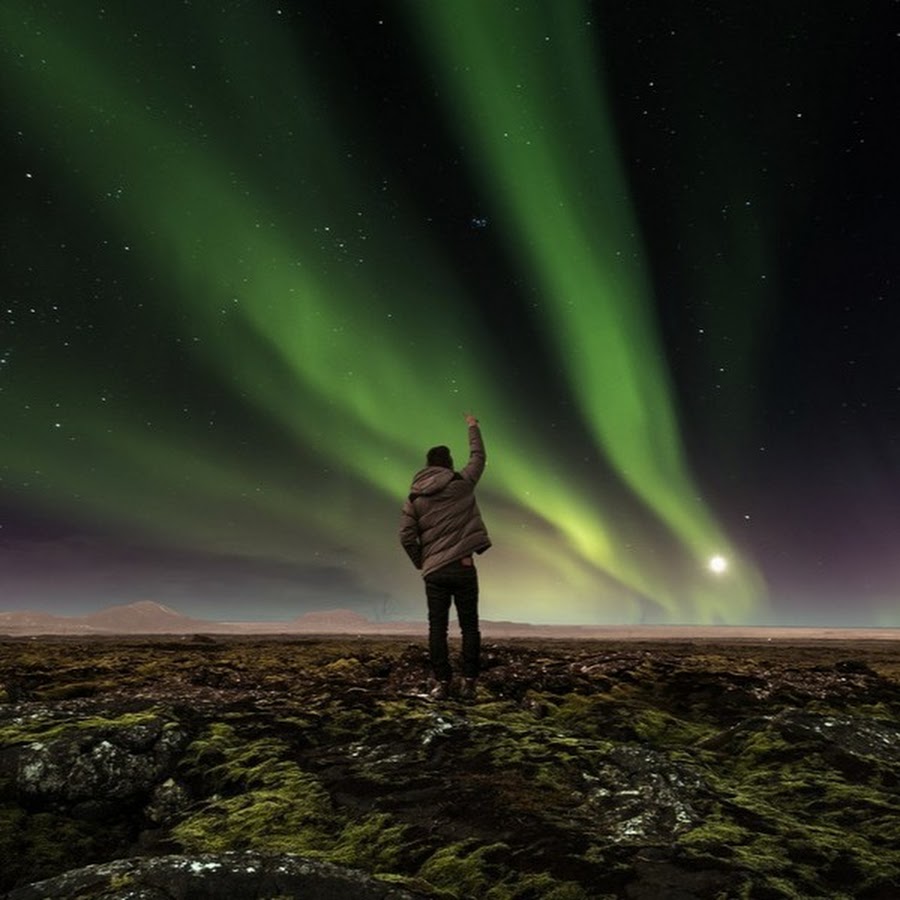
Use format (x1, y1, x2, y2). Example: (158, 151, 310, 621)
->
(2, 2, 898, 626)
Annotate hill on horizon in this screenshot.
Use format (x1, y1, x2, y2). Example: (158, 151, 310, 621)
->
(81, 600, 216, 633)
(1, 600, 899, 640)
(0, 601, 401, 636)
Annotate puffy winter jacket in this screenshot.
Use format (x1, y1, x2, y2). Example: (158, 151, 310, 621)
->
(399, 425, 491, 577)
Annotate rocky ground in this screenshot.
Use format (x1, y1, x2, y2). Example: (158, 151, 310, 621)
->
(1, 635, 899, 899)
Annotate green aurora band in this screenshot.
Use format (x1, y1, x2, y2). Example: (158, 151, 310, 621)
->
(1, 2, 764, 622)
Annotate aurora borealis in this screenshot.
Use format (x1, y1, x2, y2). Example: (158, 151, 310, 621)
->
(1, 2, 898, 625)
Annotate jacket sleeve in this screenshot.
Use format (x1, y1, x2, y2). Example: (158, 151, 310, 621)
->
(459, 424, 486, 485)
(399, 499, 423, 569)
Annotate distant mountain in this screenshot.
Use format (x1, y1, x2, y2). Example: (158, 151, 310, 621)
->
(81, 601, 218, 633)
(0, 602, 384, 636)
(0, 601, 240, 635)
(0, 602, 414, 636)
(0, 601, 418, 636)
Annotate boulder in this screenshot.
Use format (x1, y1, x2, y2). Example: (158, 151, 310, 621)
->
(12, 714, 190, 806)
(5, 853, 429, 900)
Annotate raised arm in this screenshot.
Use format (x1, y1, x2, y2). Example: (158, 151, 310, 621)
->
(459, 413, 486, 484)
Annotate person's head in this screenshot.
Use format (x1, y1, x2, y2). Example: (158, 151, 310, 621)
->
(426, 445, 453, 469)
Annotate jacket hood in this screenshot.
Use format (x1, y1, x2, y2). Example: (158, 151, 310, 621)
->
(409, 465, 456, 498)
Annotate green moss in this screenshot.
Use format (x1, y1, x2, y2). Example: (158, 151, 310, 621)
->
(375, 698, 435, 728)
(174, 721, 336, 854)
(543, 693, 600, 734)
(410, 840, 595, 900)
(172, 783, 334, 854)
(679, 724, 900, 899)
(679, 814, 753, 850)
(629, 705, 717, 748)
(175, 726, 422, 873)
(417, 841, 509, 899)
(0, 708, 165, 746)
(5, 650, 48, 670)
(322, 656, 366, 677)
(319, 701, 374, 739)
(331, 813, 415, 870)
(182, 724, 289, 786)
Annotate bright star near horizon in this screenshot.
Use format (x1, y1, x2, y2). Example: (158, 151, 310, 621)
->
(708, 555, 728, 574)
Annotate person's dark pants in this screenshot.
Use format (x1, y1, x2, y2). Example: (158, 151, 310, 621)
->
(425, 557, 480, 681)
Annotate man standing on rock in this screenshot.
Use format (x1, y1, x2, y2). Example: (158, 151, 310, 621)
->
(399, 413, 491, 700)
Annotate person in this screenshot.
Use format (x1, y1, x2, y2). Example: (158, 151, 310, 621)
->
(399, 413, 491, 700)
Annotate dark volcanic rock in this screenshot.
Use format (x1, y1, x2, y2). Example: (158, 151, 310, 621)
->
(1, 636, 900, 898)
(701, 707, 900, 768)
(579, 743, 707, 843)
(4, 852, 428, 899)
(9, 712, 189, 805)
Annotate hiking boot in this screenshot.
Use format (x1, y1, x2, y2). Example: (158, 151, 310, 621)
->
(429, 680, 451, 700)
(459, 677, 477, 701)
